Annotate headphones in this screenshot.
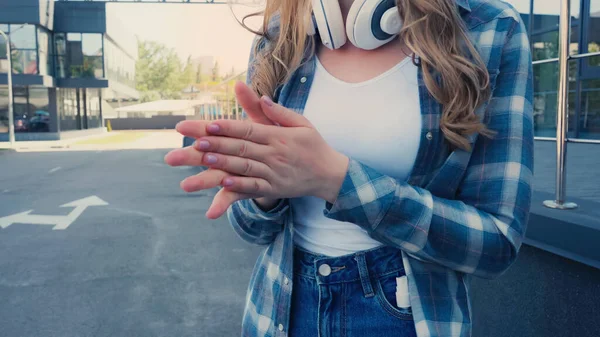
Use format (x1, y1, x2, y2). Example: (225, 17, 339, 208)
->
(307, 0, 403, 50)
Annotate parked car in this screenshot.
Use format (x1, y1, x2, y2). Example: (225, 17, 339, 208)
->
(28, 111, 50, 132)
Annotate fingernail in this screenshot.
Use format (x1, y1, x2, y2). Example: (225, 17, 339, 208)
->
(196, 140, 210, 150)
(205, 154, 217, 164)
(207, 124, 220, 133)
(261, 95, 274, 107)
(222, 178, 234, 187)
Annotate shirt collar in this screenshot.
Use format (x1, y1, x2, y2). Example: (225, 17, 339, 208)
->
(455, 0, 471, 12)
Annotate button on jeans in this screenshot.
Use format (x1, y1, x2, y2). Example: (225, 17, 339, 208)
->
(289, 245, 417, 337)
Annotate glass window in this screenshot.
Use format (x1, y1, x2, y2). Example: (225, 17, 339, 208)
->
(58, 88, 79, 131)
(9, 24, 36, 49)
(55, 33, 104, 79)
(0, 24, 8, 33)
(531, 0, 581, 61)
(86, 89, 102, 129)
(28, 88, 50, 132)
(533, 60, 578, 137)
(578, 52, 600, 139)
(55, 33, 66, 55)
(11, 49, 37, 74)
(67, 33, 81, 42)
(38, 29, 50, 76)
(105, 39, 135, 88)
(82, 34, 102, 56)
(0, 86, 8, 134)
(588, 0, 600, 65)
(0, 35, 7, 61)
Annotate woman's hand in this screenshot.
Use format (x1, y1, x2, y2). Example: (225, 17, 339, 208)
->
(166, 82, 349, 219)
(166, 82, 280, 217)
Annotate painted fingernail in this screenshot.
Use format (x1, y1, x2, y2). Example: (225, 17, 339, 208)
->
(261, 95, 274, 107)
(222, 178, 234, 187)
(205, 154, 217, 164)
(196, 140, 210, 150)
(207, 124, 220, 133)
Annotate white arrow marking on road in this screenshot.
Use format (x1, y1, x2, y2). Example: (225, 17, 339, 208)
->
(0, 196, 109, 230)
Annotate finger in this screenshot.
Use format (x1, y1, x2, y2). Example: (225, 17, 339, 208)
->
(205, 120, 271, 145)
(176, 120, 210, 139)
(193, 136, 269, 162)
(235, 81, 274, 125)
(220, 176, 273, 196)
(206, 188, 252, 219)
(260, 95, 314, 128)
(180, 168, 230, 193)
(164, 147, 206, 167)
(202, 152, 271, 179)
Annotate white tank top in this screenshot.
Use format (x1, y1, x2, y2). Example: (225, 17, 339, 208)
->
(291, 56, 421, 257)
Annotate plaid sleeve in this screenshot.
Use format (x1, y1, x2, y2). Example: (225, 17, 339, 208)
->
(324, 18, 534, 279)
(227, 198, 289, 245)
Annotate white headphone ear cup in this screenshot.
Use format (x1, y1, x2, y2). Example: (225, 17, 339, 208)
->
(312, 0, 346, 49)
(345, 0, 366, 47)
(345, 0, 399, 50)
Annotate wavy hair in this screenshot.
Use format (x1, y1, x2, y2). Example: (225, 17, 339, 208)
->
(238, 0, 495, 151)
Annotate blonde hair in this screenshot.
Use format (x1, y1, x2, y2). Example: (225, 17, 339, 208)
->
(239, 0, 495, 151)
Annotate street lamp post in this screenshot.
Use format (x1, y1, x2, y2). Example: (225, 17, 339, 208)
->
(0, 30, 15, 147)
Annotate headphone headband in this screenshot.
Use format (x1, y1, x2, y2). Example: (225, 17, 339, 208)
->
(310, 0, 402, 50)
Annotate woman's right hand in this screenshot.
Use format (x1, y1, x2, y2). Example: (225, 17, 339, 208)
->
(165, 82, 281, 214)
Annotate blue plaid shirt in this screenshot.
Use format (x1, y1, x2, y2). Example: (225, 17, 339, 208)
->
(227, 1, 534, 336)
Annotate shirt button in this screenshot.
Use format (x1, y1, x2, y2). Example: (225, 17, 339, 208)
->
(426, 132, 433, 140)
(300, 76, 307, 83)
(283, 277, 289, 285)
(278, 323, 284, 331)
(318, 264, 332, 276)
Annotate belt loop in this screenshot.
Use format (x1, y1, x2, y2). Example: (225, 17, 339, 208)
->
(354, 253, 374, 298)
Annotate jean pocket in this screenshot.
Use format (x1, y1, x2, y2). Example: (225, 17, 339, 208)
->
(374, 271, 413, 321)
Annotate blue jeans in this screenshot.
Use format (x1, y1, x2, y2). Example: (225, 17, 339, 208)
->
(289, 245, 417, 337)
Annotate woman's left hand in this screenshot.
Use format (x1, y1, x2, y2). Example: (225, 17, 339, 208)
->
(166, 87, 349, 219)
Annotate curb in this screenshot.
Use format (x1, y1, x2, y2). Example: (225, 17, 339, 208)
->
(0, 149, 17, 155)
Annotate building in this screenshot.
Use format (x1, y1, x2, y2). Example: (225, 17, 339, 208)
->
(505, 0, 600, 140)
(0, 0, 138, 141)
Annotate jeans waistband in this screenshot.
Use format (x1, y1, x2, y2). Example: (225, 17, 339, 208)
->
(293, 245, 405, 286)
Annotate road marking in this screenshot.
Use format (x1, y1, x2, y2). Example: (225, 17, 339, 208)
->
(0, 196, 109, 230)
(49, 167, 62, 173)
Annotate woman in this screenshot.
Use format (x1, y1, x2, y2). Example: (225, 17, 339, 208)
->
(165, 0, 534, 336)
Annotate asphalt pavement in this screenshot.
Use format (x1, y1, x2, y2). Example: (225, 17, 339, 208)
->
(0, 148, 262, 337)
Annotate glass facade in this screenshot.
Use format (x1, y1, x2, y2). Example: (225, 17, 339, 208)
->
(58, 88, 79, 131)
(2, 86, 51, 133)
(104, 38, 135, 88)
(0, 86, 8, 134)
(86, 89, 102, 129)
(54, 33, 104, 79)
(505, 0, 600, 140)
(57, 88, 102, 131)
(0, 24, 39, 75)
(0, 24, 53, 76)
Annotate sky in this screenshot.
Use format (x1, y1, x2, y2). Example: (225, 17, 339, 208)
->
(107, 0, 584, 72)
(108, 2, 263, 73)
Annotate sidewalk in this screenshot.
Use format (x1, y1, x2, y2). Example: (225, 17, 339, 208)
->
(0, 130, 183, 152)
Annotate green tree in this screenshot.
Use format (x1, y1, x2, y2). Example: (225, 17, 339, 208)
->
(136, 39, 186, 101)
(196, 63, 202, 84)
(212, 60, 220, 82)
(182, 56, 194, 85)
